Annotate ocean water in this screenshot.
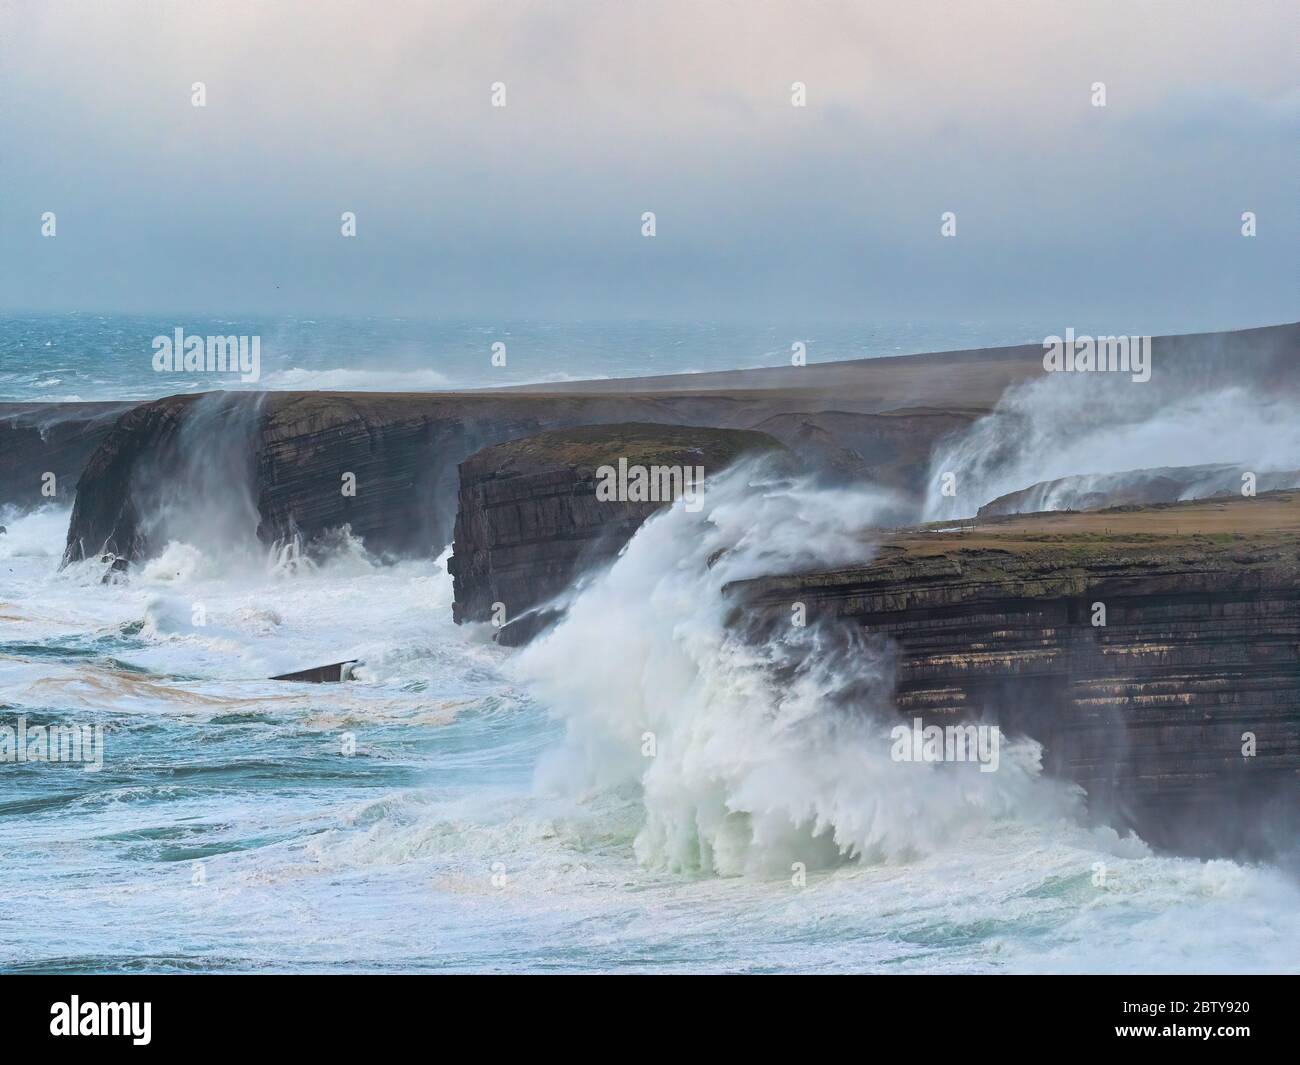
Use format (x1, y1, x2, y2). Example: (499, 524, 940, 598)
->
(2, 316, 1298, 973)
(0, 312, 1058, 401)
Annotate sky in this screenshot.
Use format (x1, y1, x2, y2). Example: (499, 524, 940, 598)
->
(0, 0, 1295, 330)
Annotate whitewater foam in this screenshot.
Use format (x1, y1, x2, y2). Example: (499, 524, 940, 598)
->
(3, 498, 1298, 973)
(925, 376, 1300, 520)
(515, 461, 1084, 877)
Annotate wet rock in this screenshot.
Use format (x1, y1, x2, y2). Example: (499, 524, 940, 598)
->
(731, 493, 1300, 860)
(448, 423, 785, 636)
(0, 401, 135, 510)
(56, 332, 1065, 565)
(270, 660, 360, 683)
(100, 555, 129, 585)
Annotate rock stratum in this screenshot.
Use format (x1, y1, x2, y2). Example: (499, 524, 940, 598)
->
(0, 401, 134, 512)
(732, 493, 1300, 858)
(56, 339, 1042, 562)
(448, 422, 784, 643)
(977, 463, 1300, 517)
(48, 322, 1297, 563)
(9, 320, 1296, 860)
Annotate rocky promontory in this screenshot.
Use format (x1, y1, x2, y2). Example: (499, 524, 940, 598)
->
(16, 321, 1297, 861)
(732, 493, 1300, 858)
(50, 322, 1298, 566)
(448, 422, 783, 642)
(0, 401, 135, 512)
(57, 351, 1017, 563)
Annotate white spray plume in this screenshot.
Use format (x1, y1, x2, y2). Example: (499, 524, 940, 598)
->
(514, 458, 1076, 878)
(924, 372, 1300, 521)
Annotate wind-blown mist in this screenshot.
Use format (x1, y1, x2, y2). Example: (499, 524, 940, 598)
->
(514, 460, 1077, 876)
(131, 393, 266, 564)
(924, 373, 1300, 521)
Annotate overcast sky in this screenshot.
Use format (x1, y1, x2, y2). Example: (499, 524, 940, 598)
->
(1, 0, 1294, 329)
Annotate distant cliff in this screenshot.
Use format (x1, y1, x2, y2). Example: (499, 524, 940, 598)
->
(59, 373, 991, 563)
(53, 321, 1299, 563)
(732, 494, 1300, 858)
(0, 401, 134, 512)
(448, 423, 784, 643)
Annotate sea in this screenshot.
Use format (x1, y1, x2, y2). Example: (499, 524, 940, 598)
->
(1, 312, 1296, 973)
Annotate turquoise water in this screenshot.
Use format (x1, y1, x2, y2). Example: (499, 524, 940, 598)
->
(2, 317, 1298, 973)
(2, 495, 1297, 974)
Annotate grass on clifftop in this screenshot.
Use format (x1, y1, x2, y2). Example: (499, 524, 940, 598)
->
(889, 492, 1300, 560)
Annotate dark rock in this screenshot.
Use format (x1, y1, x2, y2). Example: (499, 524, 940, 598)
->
(58, 322, 1300, 571)
(0, 401, 135, 510)
(270, 660, 359, 683)
(60, 384, 988, 565)
(730, 493, 1300, 859)
(752, 407, 982, 490)
(449, 423, 785, 633)
(100, 556, 129, 585)
(61, 393, 211, 563)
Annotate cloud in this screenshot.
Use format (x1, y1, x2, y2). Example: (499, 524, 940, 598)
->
(0, 0, 1294, 324)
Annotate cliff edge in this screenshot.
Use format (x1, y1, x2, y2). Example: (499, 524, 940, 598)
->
(731, 493, 1300, 857)
(449, 422, 784, 643)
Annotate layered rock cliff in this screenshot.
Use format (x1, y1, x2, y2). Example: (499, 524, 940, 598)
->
(448, 423, 783, 642)
(57, 321, 1299, 564)
(731, 494, 1300, 858)
(31, 323, 1300, 861)
(60, 382, 981, 564)
(0, 401, 134, 511)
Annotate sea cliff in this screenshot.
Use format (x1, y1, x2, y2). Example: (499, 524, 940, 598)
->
(730, 494, 1300, 857)
(448, 422, 783, 642)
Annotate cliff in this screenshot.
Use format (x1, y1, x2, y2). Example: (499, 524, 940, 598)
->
(30, 323, 1300, 860)
(0, 401, 135, 511)
(731, 494, 1300, 858)
(58, 322, 1298, 564)
(57, 321, 1300, 564)
(60, 376, 991, 564)
(448, 423, 783, 642)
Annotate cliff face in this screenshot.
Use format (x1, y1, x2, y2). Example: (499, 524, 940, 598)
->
(0, 401, 135, 511)
(449, 423, 783, 643)
(751, 407, 980, 485)
(58, 322, 1298, 565)
(61, 388, 972, 564)
(63, 391, 763, 562)
(732, 495, 1300, 858)
(59, 394, 207, 561)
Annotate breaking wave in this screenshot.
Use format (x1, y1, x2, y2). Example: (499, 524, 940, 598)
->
(514, 460, 1085, 877)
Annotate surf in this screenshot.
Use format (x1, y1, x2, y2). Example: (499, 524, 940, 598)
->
(513, 459, 1085, 876)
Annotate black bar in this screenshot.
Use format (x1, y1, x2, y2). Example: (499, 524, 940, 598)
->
(0, 975, 1288, 1051)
